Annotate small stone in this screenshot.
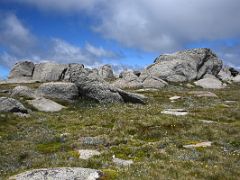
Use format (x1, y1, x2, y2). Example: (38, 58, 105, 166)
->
(134, 88, 159, 92)
(183, 141, 212, 149)
(199, 120, 216, 124)
(79, 136, 105, 145)
(161, 109, 188, 116)
(78, 150, 101, 160)
(112, 155, 133, 167)
(169, 96, 181, 102)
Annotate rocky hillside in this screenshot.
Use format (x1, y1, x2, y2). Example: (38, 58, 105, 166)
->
(0, 48, 240, 179)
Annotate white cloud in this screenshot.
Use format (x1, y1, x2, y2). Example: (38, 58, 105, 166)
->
(2, 0, 240, 68)
(48, 38, 118, 65)
(11, 0, 240, 52)
(0, 13, 36, 55)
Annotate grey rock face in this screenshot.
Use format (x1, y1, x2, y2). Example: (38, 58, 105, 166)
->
(133, 70, 141, 77)
(140, 71, 168, 89)
(27, 98, 65, 112)
(36, 82, 79, 101)
(145, 48, 223, 82)
(63, 63, 85, 82)
(0, 97, 28, 113)
(233, 75, 240, 83)
(32, 63, 68, 82)
(9, 167, 103, 180)
(98, 64, 115, 80)
(71, 68, 147, 104)
(113, 70, 167, 89)
(194, 77, 226, 89)
(218, 66, 236, 81)
(113, 71, 143, 89)
(11, 86, 36, 99)
(8, 61, 34, 80)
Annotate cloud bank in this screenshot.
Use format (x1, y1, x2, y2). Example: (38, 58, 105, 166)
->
(1, 0, 240, 68)
(0, 13, 119, 68)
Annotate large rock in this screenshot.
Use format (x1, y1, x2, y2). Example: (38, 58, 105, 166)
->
(143, 48, 223, 82)
(98, 64, 115, 80)
(32, 63, 68, 82)
(9, 167, 103, 180)
(8, 61, 34, 80)
(0, 97, 28, 113)
(27, 98, 65, 112)
(113, 70, 167, 89)
(113, 71, 143, 89)
(140, 71, 168, 89)
(218, 67, 232, 81)
(36, 82, 79, 101)
(71, 68, 147, 104)
(11, 86, 36, 99)
(194, 77, 226, 89)
(63, 63, 85, 81)
(233, 75, 240, 83)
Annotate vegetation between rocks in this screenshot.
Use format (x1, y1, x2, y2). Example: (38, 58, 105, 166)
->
(0, 83, 240, 179)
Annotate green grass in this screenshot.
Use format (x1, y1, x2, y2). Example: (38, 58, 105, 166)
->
(0, 83, 240, 179)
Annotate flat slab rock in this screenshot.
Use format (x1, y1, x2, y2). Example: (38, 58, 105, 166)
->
(161, 109, 188, 116)
(194, 78, 226, 89)
(183, 141, 212, 149)
(78, 149, 101, 160)
(27, 98, 65, 112)
(9, 167, 103, 180)
(188, 91, 218, 98)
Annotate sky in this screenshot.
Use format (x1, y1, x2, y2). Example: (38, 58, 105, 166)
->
(0, 0, 240, 79)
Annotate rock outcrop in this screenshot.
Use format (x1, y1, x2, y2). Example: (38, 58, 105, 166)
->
(36, 82, 79, 101)
(63, 63, 85, 81)
(8, 61, 34, 80)
(9, 167, 103, 180)
(113, 71, 143, 89)
(0, 97, 28, 113)
(71, 68, 147, 104)
(32, 63, 68, 81)
(113, 70, 167, 89)
(143, 48, 223, 82)
(98, 64, 115, 80)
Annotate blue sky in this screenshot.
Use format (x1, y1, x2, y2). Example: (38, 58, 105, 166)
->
(0, 0, 240, 79)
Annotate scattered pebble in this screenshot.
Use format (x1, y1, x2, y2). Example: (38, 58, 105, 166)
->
(183, 141, 212, 149)
(78, 150, 101, 160)
(161, 109, 188, 116)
